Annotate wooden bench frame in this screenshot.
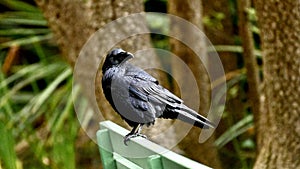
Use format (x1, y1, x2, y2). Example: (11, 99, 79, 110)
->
(97, 121, 212, 169)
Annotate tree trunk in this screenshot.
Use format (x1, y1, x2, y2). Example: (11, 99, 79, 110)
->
(237, 0, 261, 150)
(253, 0, 300, 168)
(34, 0, 153, 67)
(168, 0, 222, 168)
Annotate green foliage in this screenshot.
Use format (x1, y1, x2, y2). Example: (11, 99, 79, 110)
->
(0, 122, 17, 169)
(215, 114, 253, 148)
(0, 0, 51, 49)
(0, 1, 80, 169)
(203, 11, 226, 29)
(0, 0, 40, 12)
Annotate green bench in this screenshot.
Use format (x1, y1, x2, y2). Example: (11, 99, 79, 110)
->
(97, 121, 212, 169)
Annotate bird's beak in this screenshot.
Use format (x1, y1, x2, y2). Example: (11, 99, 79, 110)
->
(126, 52, 134, 59)
(120, 52, 134, 65)
(122, 52, 134, 62)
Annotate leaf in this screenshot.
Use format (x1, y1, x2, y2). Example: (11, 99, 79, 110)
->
(0, 34, 53, 48)
(14, 68, 72, 135)
(0, 18, 47, 26)
(215, 114, 254, 148)
(0, 28, 50, 36)
(208, 45, 262, 57)
(0, 63, 65, 108)
(0, 122, 17, 169)
(0, 0, 40, 12)
(0, 64, 41, 89)
(0, 11, 44, 20)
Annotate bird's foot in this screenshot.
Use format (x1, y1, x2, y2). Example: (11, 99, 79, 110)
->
(124, 133, 148, 146)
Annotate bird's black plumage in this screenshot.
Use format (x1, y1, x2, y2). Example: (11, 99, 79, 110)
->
(102, 48, 215, 145)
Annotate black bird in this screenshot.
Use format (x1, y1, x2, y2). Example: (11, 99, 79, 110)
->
(102, 48, 215, 145)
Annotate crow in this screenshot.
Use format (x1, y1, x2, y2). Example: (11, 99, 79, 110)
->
(102, 48, 215, 145)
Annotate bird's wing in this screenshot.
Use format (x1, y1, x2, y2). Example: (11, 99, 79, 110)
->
(125, 64, 182, 103)
(125, 65, 215, 128)
(125, 64, 159, 84)
(125, 65, 183, 117)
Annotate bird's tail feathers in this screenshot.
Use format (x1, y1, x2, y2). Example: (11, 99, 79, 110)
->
(176, 104, 216, 129)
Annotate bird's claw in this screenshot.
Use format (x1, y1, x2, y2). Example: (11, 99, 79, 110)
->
(123, 133, 148, 146)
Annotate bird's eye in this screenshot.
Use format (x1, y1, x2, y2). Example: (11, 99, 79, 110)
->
(114, 59, 120, 64)
(109, 56, 119, 65)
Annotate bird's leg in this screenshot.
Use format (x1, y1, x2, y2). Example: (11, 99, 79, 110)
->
(135, 125, 147, 139)
(124, 125, 139, 146)
(124, 124, 147, 146)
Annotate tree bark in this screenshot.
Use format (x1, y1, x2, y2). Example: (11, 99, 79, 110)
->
(34, 0, 153, 67)
(237, 0, 261, 149)
(168, 0, 222, 168)
(253, 0, 300, 168)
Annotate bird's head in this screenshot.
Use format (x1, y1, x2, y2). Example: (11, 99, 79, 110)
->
(102, 48, 134, 72)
